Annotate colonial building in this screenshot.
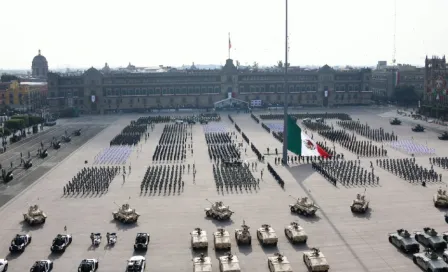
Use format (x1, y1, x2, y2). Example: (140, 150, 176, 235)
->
(420, 56, 448, 118)
(47, 59, 373, 114)
(4, 81, 29, 110)
(31, 50, 49, 81)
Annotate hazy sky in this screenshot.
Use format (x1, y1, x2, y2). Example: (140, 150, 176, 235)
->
(1, 0, 447, 69)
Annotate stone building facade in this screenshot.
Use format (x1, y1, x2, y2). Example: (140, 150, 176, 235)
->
(47, 59, 373, 114)
(420, 56, 448, 118)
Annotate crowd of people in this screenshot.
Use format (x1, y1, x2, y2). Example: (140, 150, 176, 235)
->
(140, 165, 184, 195)
(137, 116, 171, 124)
(152, 124, 189, 162)
(62, 166, 119, 195)
(377, 158, 441, 183)
(312, 160, 379, 186)
(205, 132, 241, 162)
(212, 163, 258, 192)
(110, 124, 147, 146)
(430, 157, 448, 169)
(337, 121, 398, 142)
(259, 113, 352, 121)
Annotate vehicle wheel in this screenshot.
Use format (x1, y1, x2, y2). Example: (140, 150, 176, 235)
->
(29, 237, 32, 243)
(273, 242, 277, 247)
(50, 262, 53, 270)
(427, 268, 432, 272)
(443, 255, 447, 263)
(303, 239, 307, 244)
(96, 262, 99, 269)
(284, 229, 288, 239)
(4, 264, 8, 271)
(400, 245, 405, 252)
(290, 207, 295, 212)
(388, 237, 392, 243)
(413, 257, 417, 264)
(248, 239, 251, 245)
(69, 237, 72, 243)
(303, 255, 306, 263)
(206, 211, 211, 217)
(351, 207, 355, 212)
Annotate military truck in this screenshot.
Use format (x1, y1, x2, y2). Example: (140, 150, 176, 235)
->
(23, 205, 47, 225)
(414, 227, 447, 251)
(412, 124, 425, 132)
(388, 229, 420, 253)
(234, 220, 251, 245)
(204, 199, 233, 220)
(289, 196, 319, 216)
(434, 188, 448, 208)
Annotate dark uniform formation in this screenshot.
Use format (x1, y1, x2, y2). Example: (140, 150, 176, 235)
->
(152, 124, 188, 162)
(377, 158, 441, 183)
(140, 165, 184, 195)
(430, 157, 448, 169)
(319, 129, 387, 157)
(110, 123, 147, 146)
(212, 162, 258, 193)
(301, 121, 332, 131)
(63, 166, 120, 196)
(137, 115, 171, 124)
(312, 160, 379, 186)
(205, 132, 240, 161)
(259, 113, 352, 121)
(337, 121, 398, 142)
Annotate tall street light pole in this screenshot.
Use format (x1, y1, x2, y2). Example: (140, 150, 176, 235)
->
(282, 0, 289, 164)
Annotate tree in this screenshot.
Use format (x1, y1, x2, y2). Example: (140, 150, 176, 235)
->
(392, 85, 420, 106)
(277, 60, 283, 68)
(1, 74, 19, 82)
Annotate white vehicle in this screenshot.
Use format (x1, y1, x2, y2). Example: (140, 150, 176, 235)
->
(257, 224, 278, 246)
(175, 120, 184, 124)
(414, 249, 448, 272)
(30, 260, 53, 272)
(193, 253, 212, 272)
(191, 228, 208, 249)
(78, 259, 99, 272)
(284, 222, 307, 244)
(303, 248, 330, 272)
(126, 256, 145, 272)
(0, 259, 8, 272)
(218, 253, 241, 272)
(267, 253, 292, 272)
(214, 228, 231, 250)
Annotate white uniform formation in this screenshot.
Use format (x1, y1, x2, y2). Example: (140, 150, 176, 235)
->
(389, 140, 436, 155)
(93, 146, 132, 165)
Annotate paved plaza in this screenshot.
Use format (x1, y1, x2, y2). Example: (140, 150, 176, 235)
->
(0, 108, 447, 272)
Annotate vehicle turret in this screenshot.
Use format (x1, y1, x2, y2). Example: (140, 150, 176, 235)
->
(350, 190, 370, 213)
(434, 188, 448, 207)
(112, 202, 139, 224)
(23, 205, 47, 225)
(289, 195, 319, 216)
(204, 199, 233, 220)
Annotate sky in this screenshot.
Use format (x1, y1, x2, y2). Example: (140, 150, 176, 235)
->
(0, 0, 447, 70)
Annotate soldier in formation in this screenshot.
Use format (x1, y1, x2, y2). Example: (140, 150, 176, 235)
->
(430, 157, 448, 169)
(312, 160, 379, 186)
(258, 113, 351, 121)
(110, 124, 147, 146)
(377, 158, 441, 183)
(152, 124, 189, 162)
(63, 166, 119, 195)
(337, 121, 397, 142)
(140, 165, 184, 195)
(213, 163, 258, 192)
(205, 132, 241, 162)
(319, 130, 387, 157)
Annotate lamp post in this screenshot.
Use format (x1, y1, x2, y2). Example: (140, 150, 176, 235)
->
(282, 0, 289, 165)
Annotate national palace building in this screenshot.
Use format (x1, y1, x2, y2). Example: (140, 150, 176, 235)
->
(47, 59, 373, 114)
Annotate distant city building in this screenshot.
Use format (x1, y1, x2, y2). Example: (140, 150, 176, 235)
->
(20, 82, 48, 112)
(420, 55, 448, 118)
(47, 59, 373, 114)
(3, 81, 29, 110)
(31, 49, 48, 81)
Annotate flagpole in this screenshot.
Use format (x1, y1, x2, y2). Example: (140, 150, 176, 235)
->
(228, 33, 231, 59)
(282, 0, 289, 165)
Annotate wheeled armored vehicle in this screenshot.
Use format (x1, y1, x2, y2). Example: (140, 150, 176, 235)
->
(0, 259, 8, 272)
(1, 169, 13, 183)
(134, 233, 150, 251)
(289, 196, 319, 216)
(434, 188, 448, 208)
(284, 222, 307, 244)
(24, 159, 33, 169)
(51, 234, 72, 253)
(439, 132, 448, 141)
(234, 220, 251, 245)
(267, 253, 293, 272)
(218, 253, 241, 272)
(126, 256, 146, 272)
(204, 199, 233, 220)
(112, 203, 140, 223)
(39, 149, 48, 158)
(23, 205, 47, 225)
(191, 228, 208, 249)
(62, 135, 71, 143)
(388, 229, 420, 253)
(414, 227, 447, 251)
(350, 191, 369, 213)
(74, 129, 81, 136)
(413, 248, 448, 272)
(78, 259, 99, 272)
(390, 118, 402, 125)
(303, 248, 330, 272)
(9, 233, 32, 253)
(52, 141, 61, 149)
(30, 260, 53, 272)
(257, 224, 278, 246)
(193, 253, 212, 272)
(412, 124, 425, 132)
(214, 228, 231, 250)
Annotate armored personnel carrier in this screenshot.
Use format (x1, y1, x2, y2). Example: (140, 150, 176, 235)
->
(289, 196, 319, 216)
(414, 227, 447, 251)
(303, 248, 330, 272)
(267, 253, 293, 272)
(23, 205, 47, 225)
(62, 135, 71, 143)
(39, 149, 48, 158)
(214, 228, 231, 250)
(218, 253, 241, 272)
(52, 141, 61, 149)
(112, 203, 139, 224)
(190, 228, 208, 249)
(388, 229, 420, 253)
(439, 132, 448, 141)
(234, 220, 251, 245)
(193, 253, 212, 272)
(390, 118, 402, 125)
(284, 222, 307, 244)
(434, 188, 448, 208)
(412, 124, 425, 132)
(413, 248, 448, 272)
(350, 192, 369, 213)
(74, 129, 81, 136)
(257, 224, 278, 246)
(204, 199, 233, 220)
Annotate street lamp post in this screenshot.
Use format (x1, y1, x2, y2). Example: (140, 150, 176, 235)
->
(282, 0, 289, 165)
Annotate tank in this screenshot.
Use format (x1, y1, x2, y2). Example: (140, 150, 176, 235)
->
(284, 222, 307, 244)
(23, 205, 47, 225)
(412, 124, 425, 132)
(214, 228, 231, 250)
(112, 203, 140, 224)
(289, 196, 319, 216)
(193, 253, 212, 272)
(303, 248, 330, 272)
(267, 253, 293, 272)
(390, 118, 402, 125)
(434, 188, 448, 208)
(191, 228, 208, 249)
(234, 220, 251, 245)
(218, 253, 241, 272)
(350, 191, 369, 213)
(204, 199, 233, 220)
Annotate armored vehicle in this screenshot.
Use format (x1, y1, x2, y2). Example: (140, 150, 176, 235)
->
(414, 227, 447, 251)
(214, 228, 231, 250)
(289, 196, 320, 216)
(315, 118, 324, 123)
(30, 260, 53, 272)
(390, 118, 402, 125)
(284, 222, 307, 244)
(191, 228, 208, 249)
(62, 135, 71, 143)
(23, 205, 47, 225)
(24, 159, 32, 169)
(9, 233, 32, 253)
(350, 191, 369, 213)
(388, 229, 420, 253)
(267, 253, 293, 272)
(0, 259, 8, 272)
(434, 188, 448, 208)
(193, 253, 212, 272)
(74, 129, 81, 136)
(200, 120, 208, 125)
(112, 203, 140, 223)
(234, 220, 251, 245)
(126, 256, 146, 272)
(412, 124, 425, 132)
(1, 169, 13, 183)
(204, 199, 233, 220)
(78, 259, 99, 272)
(134, 233, 150, 251)
(52, 141, 61, 149)
(303, 248, 330, 272)
(51, 234, 72, 252)
(218, 253, 241, 272)
(413, 248, 448, 272)
(39, 149, 48, 158)
(439, 132, 448, 141)
(257, 224, 278, 246)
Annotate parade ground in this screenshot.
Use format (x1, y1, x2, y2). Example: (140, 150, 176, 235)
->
(0, 107, 446, 272)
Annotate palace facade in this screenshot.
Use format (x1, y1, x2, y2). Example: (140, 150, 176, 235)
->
(47, 59, 373, 114)
(420, 56, 448, 119)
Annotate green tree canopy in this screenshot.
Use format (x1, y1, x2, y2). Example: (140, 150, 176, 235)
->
(5, 119, 25, 131)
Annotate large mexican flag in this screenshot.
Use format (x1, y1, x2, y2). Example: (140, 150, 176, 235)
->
(286, 115, 330, 158)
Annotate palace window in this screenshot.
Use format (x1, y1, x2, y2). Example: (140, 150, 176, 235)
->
(270, 85, 275, 92)
(208, 96, 213, 103)
(277, 86, 282, 93)
(169, 87, 174, 94)
(182, 97, 187, 103)
(240, 86, 245, 93)
(195, 86, 200, 94)
(201, 87, 207, 93)
(170, 97, 174, 103)
(260, 86, 265, 92)
(250, 86, 255, 93)
(208, 86, 213, 93)
(188, 86, 194, 94)
(312, 85, 316, 91)
(214, 86, 220, 93)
